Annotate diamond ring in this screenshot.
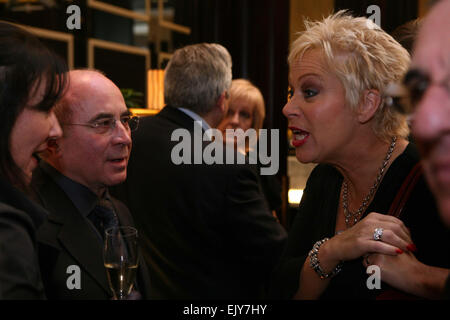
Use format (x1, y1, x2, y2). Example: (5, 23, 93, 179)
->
(373, 227, 383, 241)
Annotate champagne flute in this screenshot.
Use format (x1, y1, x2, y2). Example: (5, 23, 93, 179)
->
(103, 226, 139, 300)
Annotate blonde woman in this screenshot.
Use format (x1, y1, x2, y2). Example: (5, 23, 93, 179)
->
(269, 11, 450, 299)
(218, 79, 282, 217)
(218, 79, 265, 152)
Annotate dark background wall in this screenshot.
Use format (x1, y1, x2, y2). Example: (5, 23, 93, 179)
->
(334, 0, 418, 33)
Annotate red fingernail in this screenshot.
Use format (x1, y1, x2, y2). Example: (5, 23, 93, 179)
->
(407, 244, 417, 252)
(396, 249, 403, 254)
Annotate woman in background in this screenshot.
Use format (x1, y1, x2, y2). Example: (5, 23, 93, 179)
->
(0, 21, 67, 299)
(218, 79, 282, 218)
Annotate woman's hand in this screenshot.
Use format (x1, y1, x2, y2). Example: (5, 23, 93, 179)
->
(323, 212, 413, 264)
(296, 212, 416, 300)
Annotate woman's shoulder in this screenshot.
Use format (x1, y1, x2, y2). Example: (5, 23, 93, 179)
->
(0, 177, 47, 229)
(0, 202, 35, 235)
(0, 201, 45, 300)
(382, 141, 421, 182)
(395, 141, 421, 166)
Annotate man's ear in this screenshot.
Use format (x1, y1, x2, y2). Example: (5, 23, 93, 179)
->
(215, 91, 229, 114)
(357, 89, 382, 123)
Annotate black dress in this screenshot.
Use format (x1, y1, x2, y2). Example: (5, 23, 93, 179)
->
(269, 143, 450, 299)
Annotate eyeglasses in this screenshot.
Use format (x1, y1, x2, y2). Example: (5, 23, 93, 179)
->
(63, 115, 139, 134)
(385, 69, 450, 115)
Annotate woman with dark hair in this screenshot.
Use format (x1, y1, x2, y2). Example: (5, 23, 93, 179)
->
(0, 21, 68, 299)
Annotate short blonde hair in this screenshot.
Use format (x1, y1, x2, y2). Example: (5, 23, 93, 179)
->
(229, 79, 266, 133)
(289, 11, 411, 142)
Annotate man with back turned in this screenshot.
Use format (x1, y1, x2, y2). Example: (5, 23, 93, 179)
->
(112, 43, 287, 299)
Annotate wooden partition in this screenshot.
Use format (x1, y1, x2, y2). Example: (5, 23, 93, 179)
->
(289, 0, 334, 45)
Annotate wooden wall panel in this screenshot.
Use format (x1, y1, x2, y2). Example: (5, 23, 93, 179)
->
(289, 0, 334, 45)
(418, 0, 432, 17)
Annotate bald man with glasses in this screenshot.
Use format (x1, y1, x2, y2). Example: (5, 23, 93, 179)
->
(31, 70, 150, 299)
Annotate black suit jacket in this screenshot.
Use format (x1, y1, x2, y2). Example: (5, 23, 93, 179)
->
(111, 106, 287, 299)
(31, 164, 151, 300)
(0, 178, 46, 299)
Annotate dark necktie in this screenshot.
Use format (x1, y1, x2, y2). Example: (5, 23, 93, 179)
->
(89, 198, 119, 240)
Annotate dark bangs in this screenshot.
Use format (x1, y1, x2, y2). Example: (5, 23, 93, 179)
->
(28, 49, 68, 112)
(0, 28, 68, 113)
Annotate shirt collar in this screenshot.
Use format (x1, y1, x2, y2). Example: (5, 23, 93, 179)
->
(177, 107, 212, 132)
(40, 161, 102, 217)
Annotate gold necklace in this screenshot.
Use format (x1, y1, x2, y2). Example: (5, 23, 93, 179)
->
(342, 136, 397, 228)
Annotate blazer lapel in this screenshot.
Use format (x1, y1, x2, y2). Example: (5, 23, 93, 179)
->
(34, 165, 112, 295)
(57, 211, 111, 294)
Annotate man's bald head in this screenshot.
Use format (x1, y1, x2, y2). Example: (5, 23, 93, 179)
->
(53, 70, 124, 127)
(43, 69, 132, 195)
